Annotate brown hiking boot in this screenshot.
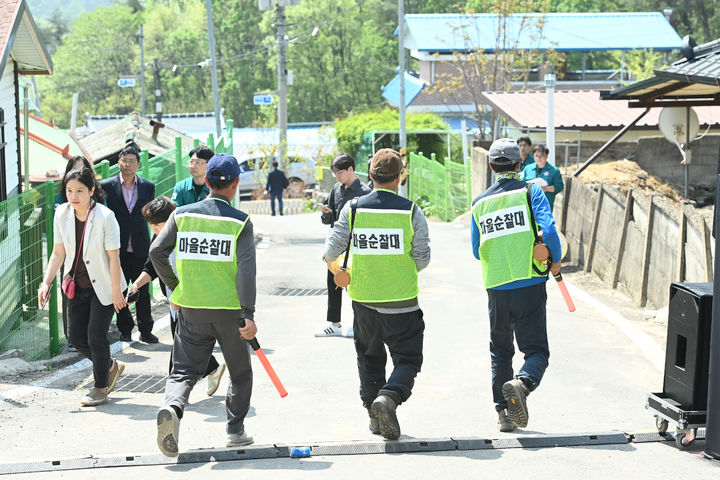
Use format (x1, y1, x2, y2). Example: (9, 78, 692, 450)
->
(502, 378, 530, 428)
(370, 395, 400, 440)
(497, 409, 515, 432)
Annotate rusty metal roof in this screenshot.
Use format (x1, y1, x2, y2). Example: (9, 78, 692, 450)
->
(480, 90, 720, 130)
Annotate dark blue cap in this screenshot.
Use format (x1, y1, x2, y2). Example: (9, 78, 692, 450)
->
(206, 153, 240, 181)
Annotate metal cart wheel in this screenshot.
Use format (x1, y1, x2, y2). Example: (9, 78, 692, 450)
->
(675, 430, 696, 450)
(655, 416, 669, 435)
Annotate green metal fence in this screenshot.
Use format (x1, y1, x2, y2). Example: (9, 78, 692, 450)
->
(0, 121, 234, 360)
(408, 152, 471, 222)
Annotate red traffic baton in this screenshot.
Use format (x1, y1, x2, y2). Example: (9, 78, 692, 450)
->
(240, 319, 288, 398)
(552, 272, 576, 313)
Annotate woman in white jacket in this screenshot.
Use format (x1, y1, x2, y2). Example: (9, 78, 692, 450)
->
(38, 167, 128, 406)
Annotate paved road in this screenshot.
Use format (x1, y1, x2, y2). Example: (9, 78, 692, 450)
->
(0, 213, 717, 478)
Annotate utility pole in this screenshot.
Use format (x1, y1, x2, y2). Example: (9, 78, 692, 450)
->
(397, 0, 407, 197)
(277, 4, 288, 167)
(139, 25, 146, 116)
(205, 0, 222, 138)
(153, 58, 162, 122)
(398, 0, 406, 157)
(545, 73, 556, 165)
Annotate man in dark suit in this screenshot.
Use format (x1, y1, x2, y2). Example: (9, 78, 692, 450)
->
(100, 145, 157, 343)
(265, 160, 289, 216)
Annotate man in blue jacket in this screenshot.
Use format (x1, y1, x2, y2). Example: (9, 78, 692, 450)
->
(471, 138, 562, 433)
(265, 160, 289, 216)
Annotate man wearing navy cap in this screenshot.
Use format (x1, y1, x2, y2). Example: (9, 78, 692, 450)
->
(470, 138, 562, 433)
(150, 153, 258, 456)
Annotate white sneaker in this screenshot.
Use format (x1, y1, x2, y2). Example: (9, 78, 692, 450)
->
(157, 406, 181, 457)
(206, 363, 226, 396)
(314, 323, 342, 337)
(343, 326, 354, 338)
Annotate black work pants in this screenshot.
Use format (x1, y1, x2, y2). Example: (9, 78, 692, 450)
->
(326, 268, 343, 323)
(117, 251, 153, 335)
(67, 286, 114, 388)
(352, 301, 425, 409)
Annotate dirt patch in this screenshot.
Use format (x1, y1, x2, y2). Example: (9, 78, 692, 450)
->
(561, 160, 682, 202)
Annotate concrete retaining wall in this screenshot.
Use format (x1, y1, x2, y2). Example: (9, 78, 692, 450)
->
(471, 144, 715, 308)
(556, 176, 713, 308)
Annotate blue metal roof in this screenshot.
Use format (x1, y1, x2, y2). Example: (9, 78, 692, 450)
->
(382, 72, 426, 108)
(403, 13, 682, 53)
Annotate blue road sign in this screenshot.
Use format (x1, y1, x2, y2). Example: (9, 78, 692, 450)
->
(118, 77, 137, 88)
(253, 95, 273, 105)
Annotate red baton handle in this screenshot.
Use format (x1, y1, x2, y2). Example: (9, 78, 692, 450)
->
(240, 319, 288, 398)
(552, 272, 576, 313)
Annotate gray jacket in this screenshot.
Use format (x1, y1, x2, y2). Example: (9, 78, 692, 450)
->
(323, 191, 431, 312)
(149, 194, 256, 322)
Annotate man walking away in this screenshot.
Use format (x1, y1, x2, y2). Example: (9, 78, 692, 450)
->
(323, 149, 430, 440)
(317, 154, 371, 338)
(150, 154, 258, 456)
(266, 160, 289, 216)
(470, 138, 562, 432)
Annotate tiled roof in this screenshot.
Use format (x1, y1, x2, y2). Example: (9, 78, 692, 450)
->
(662, 46, 720, 85)
(602, 38, 720, 104)
(403, 13, 683, 54)
(78, 112, 197, 162)
(481, 90, 720, 130)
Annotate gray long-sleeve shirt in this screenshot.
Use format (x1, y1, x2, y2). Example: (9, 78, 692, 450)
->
(323, 193, 431, 312)
(149, 194, 256, 322)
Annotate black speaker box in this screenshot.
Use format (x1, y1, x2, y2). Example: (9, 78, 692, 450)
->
(663, 282, 713, 410)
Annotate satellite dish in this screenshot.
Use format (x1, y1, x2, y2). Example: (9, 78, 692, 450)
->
(659, 107, 699, 144)
(659, 107, 699, 166)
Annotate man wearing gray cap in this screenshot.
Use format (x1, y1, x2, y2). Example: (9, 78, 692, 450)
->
(150, 153, 258, 456)
(470, 138, 562, 433)
(323, 148, 431, 440)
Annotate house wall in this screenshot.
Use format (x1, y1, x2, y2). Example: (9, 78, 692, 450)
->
(0, 61, 19, 198)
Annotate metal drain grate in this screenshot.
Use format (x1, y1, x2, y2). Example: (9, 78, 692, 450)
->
(272, 288, 327, 296)
(82, 375, 168, 394)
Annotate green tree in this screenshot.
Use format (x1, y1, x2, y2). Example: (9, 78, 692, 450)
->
(143, 0, 212, 114)
(37, 4, 140, 126)
(210, 0, 275, 127)
(35, 9, 70, 55)
(280, 0, 397, 123)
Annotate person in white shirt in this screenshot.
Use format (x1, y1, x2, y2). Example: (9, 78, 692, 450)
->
(38, 167, 128, 407)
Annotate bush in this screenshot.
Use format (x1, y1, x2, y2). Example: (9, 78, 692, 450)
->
(334, 108, 448, 158)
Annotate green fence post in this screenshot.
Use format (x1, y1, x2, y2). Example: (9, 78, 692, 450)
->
(175, 137, 184, 182)
(464, 157, 472, 208)
(193, 138, 200, 148)
(99, 160, 110, 180)
(407, 153, 413, 200)
(208, 133, 215, 151)
(444, 161, 451, 222)
(44, 181, 59, 355)
(226, 119, 234, 154)
(140, 149, 150, 179)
